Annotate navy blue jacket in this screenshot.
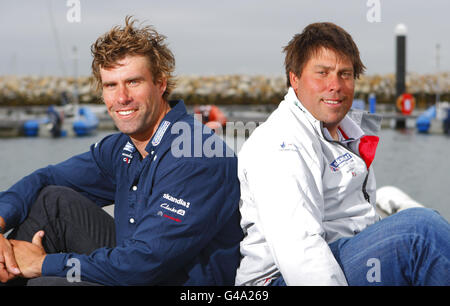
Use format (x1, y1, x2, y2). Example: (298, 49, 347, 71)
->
(0, 100, 243, 285)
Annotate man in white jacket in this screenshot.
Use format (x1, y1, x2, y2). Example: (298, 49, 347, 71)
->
(235, 22, 450, 286)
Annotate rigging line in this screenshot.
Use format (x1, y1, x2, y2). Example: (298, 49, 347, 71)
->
(47, 0, 67, 76)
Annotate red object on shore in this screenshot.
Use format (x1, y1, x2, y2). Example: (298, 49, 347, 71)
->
(396, 93, 415, 115)
(194, 105, 227, 130)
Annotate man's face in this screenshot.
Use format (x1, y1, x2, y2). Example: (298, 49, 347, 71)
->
(100, 55, 167, 141)
(290, 47, 355, 133)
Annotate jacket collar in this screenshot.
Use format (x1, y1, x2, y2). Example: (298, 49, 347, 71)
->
(120, 99, 187, 156)
(144, 99, 187, 153)
(284, 87, 323, 133)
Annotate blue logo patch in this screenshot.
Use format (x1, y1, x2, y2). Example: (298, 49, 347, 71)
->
(329, 153, 353, 172)
(151, 120, 171, 146)
(122, 141, 135, 164)
(279, 141, 299, 152)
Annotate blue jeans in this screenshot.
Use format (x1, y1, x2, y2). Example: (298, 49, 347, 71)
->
(271, 207, 450, 286)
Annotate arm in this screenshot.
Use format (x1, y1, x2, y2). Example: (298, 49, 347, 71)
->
(0, 136, 119, 282)
(41, 157, 240, 285)
(242, 145, 347, 285)
(0, 137, 116, 233)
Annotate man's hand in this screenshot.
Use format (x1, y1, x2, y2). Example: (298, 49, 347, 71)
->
(0, 234, 21, 283)
(10, 231, 46, 279)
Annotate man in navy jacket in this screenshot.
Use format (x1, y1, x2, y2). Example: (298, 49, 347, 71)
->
(0, 16, 242, 286)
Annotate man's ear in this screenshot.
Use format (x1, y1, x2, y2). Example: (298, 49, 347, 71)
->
(289, 71, 300, 89)
(157, 76, 168, 97)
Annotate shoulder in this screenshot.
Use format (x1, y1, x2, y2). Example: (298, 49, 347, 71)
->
(90, 132, 131, 165)
(239, 103, 319, 163)
(93, 132, 129, 152)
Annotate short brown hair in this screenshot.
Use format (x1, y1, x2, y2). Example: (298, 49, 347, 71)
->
(91, 16, 176, 100)
(283, 22, 365, 87)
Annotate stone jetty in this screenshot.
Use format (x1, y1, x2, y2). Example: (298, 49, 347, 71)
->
(0, 73, 448, 106)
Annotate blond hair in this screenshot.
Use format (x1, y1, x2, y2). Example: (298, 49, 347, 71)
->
(91, 16, 176, 100)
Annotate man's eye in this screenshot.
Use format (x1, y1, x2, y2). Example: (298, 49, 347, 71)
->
(341, 72, 353, 79)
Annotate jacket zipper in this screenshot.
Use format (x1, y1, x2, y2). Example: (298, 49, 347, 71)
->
(320, 128, 371, 203)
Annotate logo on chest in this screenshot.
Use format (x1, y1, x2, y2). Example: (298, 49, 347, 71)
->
(122, 141, 135, 164)
(157, 193, 191, 223)
(329, 153, 354, 172)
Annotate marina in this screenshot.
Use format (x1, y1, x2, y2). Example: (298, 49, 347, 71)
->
(1, 102, 449, 137)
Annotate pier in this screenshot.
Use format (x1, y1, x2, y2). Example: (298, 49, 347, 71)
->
(0, 104, 443, 138)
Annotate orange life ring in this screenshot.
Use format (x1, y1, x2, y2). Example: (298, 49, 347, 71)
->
(396, 93, 415, 115)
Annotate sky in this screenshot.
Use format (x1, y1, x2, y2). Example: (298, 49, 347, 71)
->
(0, 0, 448, 77)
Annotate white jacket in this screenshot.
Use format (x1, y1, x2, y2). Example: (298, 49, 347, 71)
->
(235, 87, 382, 286)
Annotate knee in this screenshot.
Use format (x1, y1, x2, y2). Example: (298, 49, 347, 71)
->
(39, 185, 73, 197)
(37, 185, 76, 202)
(399, 207, 443, 224)
(397, 207, 449, 238)
(33, 185, 78, 213)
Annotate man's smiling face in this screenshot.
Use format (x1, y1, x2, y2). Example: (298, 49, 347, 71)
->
(100, 55, 168, 142)
(290, 47, 355, 135)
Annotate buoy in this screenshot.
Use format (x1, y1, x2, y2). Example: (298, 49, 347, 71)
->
(23, 117, 50, 137)
(369, 93, 376, 114)
(23, 120, 40, 137)
(73, 106, 99, 136)
(416, 105, 436, 133)
(396, 93, 415, 115)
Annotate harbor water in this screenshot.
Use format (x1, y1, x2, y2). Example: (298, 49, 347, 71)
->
(0, 127, 449, 222)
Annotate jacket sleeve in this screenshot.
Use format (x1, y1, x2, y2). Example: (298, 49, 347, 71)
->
(0, 139, 116, 231)
(241, 143, 348, 285)
(42, 156, 241, 285)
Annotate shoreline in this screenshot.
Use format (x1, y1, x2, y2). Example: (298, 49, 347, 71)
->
(1, 73, 449, 107)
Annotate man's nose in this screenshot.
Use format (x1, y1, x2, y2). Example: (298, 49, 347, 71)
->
(117, 85, 131, 104)
(327, 74, 342, 92)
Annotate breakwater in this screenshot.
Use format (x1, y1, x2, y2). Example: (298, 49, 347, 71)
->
(0, 73, 449, 106)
